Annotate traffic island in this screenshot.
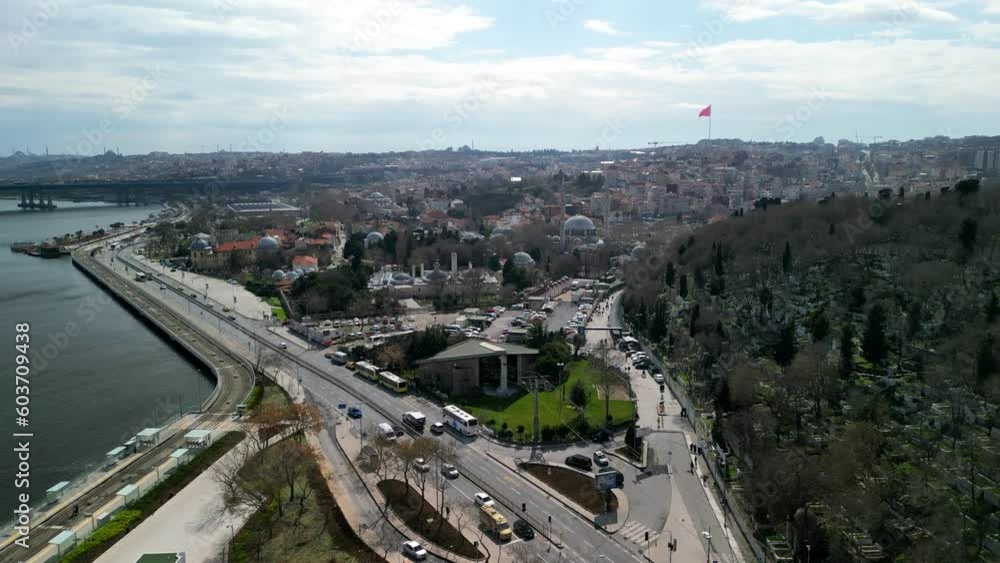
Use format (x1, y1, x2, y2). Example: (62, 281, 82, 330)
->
(376, 479, 485, 560)
(519, 464, 619, 515)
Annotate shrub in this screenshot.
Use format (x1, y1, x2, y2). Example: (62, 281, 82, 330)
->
(541, 426, 556, 441)
(61, 510, 143, 562)
(569, 381, 587, 407)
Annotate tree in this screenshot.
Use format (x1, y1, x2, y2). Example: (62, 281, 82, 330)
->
(773, 321, 799, 368)
(569, 381, 587, 407)
(664, 261, 676, 288)
(960, 217, 977, 252)
(987, 292, 999, 324)
(694, 267, 706, 290)
(678, 273, 689, 299)
(862, 304, 888, 366)
(977, 333, 996, 384)
(714, 243, 725, 276)
(809, 306, 830, 342)
(955, 177, 980, 197)
(782, 241, 792, 274)
(840, 324, 856, 376)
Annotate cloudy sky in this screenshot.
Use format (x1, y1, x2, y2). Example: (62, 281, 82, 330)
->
(3, 0, 1000, 155)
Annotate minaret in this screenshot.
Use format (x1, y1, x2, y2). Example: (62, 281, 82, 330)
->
(559, 177, 567, 253)
(451, 252, 458, 276)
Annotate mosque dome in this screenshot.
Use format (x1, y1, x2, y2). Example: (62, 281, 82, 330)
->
(391, 272, 413, 286)
(512, 251, 535, 267)
(190, 239, 211, 252)
(258, 236, 280, 250)
(564, 215, 596, 233)
(424, 261, 450, 283)
(366, 231, 384, 245)
(272, 269, 286, 281)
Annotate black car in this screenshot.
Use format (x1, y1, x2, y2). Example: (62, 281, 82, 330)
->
(591, 428, 613, 443)
(392, 425, 405, 438)
(565, 454, 593, 471)
(513, 519, 535, 539)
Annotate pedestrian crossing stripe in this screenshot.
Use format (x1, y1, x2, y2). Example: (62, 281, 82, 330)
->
(619, 521, 659, 544)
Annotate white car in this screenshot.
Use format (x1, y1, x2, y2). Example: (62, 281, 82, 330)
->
(279, 342, 288, 350)
(474, 492, 494, 507)
(653, 373, 665, 384)
(414, 457, 430, 473)
(402, 540, 427, 561)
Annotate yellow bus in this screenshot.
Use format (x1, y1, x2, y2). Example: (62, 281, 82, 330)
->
(354, 361, 380, 382)
(479, 505, 512, 541)
(378, 371, 409, 394)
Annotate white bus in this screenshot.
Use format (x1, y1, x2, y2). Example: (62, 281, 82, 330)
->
(354, 361, 381, 382)
(135, 272, 147, 282)
(378, 371, 409, 394)
(442, 405, 479, 436)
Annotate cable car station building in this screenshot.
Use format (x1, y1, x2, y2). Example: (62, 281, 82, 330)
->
(416, 340, 538, 396)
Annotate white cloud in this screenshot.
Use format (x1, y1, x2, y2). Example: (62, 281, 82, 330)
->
(703, 0, 960, 23)
(970, 21, 1000, 40)
(583, 19, 622, 35)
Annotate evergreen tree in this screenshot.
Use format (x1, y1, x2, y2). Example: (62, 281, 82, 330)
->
(840, 324, 856, 375)
(694, 267, 706, 290)
(678, 274, 688, 299)
(862, 304, 889, 365)
(960, 218, 978, 252)
(977, 333, 996, 383)
(809, 306, 830, 341)
(988, 292, 1000, 324)
(714, 243, 725, 276)
(782, 241, 792, 274)
(774, 321, 798, 367)
(665, 261, 676, 288)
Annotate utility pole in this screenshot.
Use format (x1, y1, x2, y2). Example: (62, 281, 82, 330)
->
(532, 376, 541, 443)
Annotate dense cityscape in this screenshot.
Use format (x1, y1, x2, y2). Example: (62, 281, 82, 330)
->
(5, 0, 1000, 562)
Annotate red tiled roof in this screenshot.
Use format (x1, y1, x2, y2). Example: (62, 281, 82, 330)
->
(292, 255, 318, 268)
(215, 236, 261, 252)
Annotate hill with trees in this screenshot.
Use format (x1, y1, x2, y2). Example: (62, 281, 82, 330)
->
(622, 179, 1000, 562)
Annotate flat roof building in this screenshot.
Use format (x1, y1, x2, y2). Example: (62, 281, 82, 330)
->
(416, 340, 538, 396)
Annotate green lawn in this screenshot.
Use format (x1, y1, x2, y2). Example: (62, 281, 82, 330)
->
(459, 360, 634, 441)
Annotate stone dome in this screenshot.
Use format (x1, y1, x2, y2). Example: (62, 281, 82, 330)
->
(366, 231, 384, 245)
(190, 239, 211, 252)
(391, 272, 413, 285)
(564, 215, 596, 233)
(286, 270, 300, 280)
(258, 236, 280, 250)
(631, 244, 647, 259)
(272, 269, 286, 281)
(424, 262, 450, 283)
(512, 251, 535, 267)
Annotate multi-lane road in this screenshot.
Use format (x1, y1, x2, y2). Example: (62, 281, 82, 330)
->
(111, 242, 737, 563)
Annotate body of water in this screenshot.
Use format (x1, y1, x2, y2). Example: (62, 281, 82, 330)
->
(0, 200, 212, 521)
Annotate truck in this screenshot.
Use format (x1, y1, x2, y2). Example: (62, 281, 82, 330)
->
(479, 505, 512, 542)
(403, 411, 426, 431)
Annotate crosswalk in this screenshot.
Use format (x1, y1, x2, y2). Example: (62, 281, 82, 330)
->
(619, 520, 660, 545)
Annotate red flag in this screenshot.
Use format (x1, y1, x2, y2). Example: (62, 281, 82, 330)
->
(698, 105, 712, 118)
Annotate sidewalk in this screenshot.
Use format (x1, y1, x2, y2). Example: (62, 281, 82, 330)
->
(96, 432, 249, 563)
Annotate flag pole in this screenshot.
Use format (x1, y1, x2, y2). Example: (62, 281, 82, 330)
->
(709, 114, 712, 143)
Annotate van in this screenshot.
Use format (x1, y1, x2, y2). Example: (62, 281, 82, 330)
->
(377, 422, 396, 442)
(331, 351, 349, 365)
(403, 411, 426, 430)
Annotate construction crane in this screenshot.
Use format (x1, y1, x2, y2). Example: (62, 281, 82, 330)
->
(648, 141, 661, 148)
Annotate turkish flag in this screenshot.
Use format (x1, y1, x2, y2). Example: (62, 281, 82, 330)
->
(698, 105, 712, 118)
